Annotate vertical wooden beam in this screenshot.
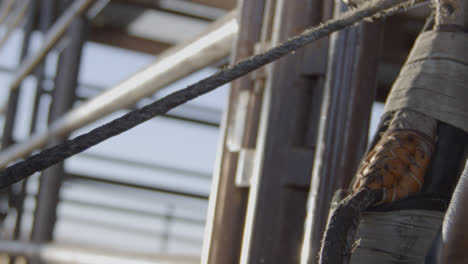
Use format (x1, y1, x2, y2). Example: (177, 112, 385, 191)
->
(426, 0, 468, 262)
(423, 0, 468, 196)
(302, 0, 384, 262)
(239, 0, 328, 263)
(201, 0, 265, 263)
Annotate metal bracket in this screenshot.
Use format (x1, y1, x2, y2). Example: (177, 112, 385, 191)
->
(234, 147, 315, 188)
(226, 90, 251, 152)
(235, 148, 256, 187)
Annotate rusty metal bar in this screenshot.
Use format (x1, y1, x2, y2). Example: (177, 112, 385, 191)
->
(30, 15, 88, 248)
(201, 0, 265, 263)
(0, 10, 238, 168)
(301, 1, 384, 262)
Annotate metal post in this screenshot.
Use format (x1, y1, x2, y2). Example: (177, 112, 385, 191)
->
(239, 0, 329, 262)
(301, 1, 384, 262)
(11, 0, 60, 245)
(201, 0, 265, 263)
(29, 0, 60, 135)
(30, 15, 87, 248)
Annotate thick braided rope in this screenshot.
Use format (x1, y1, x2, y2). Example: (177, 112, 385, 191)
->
(0, 0, 412, 188)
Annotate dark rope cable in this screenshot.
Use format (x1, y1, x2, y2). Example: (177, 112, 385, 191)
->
(319, 189, 382, 264)
(0, 0, 414, 188)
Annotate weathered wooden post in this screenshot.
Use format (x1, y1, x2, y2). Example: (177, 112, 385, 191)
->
(204, 0, 333, 262)
(236, 0, 333, 262)
(201, 0, 265, 263)
(301, 0, 384, 261)
(319, 0, 468, 262)
(425, 0, 468, 262)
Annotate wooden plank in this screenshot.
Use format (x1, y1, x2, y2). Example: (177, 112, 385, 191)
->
(201, 0, 266, 263)
(111, 0, 219, 21)
(238, 0, 329, 262)
(111, 0, 236, 11)
(185, 0, 236, 10)
(302, 0, 384, 261)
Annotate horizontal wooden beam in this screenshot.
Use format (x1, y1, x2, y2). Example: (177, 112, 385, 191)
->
(109, 0, 218, 21)
(89, 26, 172, 54)
(112, 0, 235, 11)
(185, 0, 236, 10)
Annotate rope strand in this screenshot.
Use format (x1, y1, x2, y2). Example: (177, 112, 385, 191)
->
(0, 0, 415, 188)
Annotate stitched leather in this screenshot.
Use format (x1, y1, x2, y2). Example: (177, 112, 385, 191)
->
(353, 129, 434, 204)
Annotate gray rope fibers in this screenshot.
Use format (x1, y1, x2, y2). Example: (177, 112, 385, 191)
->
(0, 0, 415, 188)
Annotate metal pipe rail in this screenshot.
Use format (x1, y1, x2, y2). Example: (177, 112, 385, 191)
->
(0, 0, 31, 52)
(0, 0, 15, 25)
(68, 173, 209, 200)
(0, 240, 199, 264)
(0, 10, 238, 168)
(0, 0, 96, 116)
